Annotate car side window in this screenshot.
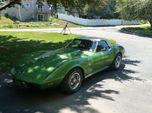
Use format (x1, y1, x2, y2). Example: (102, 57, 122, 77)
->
(96, 41, 109, 52)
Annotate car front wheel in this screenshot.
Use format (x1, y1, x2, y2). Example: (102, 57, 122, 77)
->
(60, 68, 83, 94)
(111, 54, 122, 70)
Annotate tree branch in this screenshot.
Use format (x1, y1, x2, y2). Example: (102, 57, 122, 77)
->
(0, 0, 21, 11)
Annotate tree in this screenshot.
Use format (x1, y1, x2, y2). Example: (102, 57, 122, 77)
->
(0, 0, 108, 11)
(116, 0, 152, 28)
(82, 0, 119, 19)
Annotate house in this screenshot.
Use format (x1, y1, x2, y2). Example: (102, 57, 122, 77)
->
(5, 0, 50, 21)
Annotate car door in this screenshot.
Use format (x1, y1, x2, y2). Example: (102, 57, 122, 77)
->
(93, 40, 114, 71)
(83, 41, 105, 75)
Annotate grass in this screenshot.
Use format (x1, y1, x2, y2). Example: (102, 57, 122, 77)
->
(0, 16, 14, 28)
(0, 17, 84, 29)
(0, 32, 78, 74)
(120, 26, 152, 38)
(0, 31, 116, 75)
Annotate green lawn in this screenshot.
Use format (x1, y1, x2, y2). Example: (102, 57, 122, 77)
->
(0, 17, 84, 29)
(120, 26, 152, 38)
(0, 31, 116, 75)
(0, 16, 14, 28)
(0, 32, 78, 74)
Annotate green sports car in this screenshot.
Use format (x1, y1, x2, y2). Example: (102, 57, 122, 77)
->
(11, 36, 125, 94)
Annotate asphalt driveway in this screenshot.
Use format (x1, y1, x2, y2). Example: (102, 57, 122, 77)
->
(0, 27, 152, 113)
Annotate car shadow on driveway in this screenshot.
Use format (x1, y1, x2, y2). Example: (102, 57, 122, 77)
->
(0, 58, 143, 113)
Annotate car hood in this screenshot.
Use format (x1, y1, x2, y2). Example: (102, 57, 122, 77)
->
(13, 48, 86, 82)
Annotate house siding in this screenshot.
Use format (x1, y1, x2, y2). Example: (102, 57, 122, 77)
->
(6, 0, 50, 21)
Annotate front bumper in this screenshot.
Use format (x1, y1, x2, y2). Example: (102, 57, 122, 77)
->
(12, 78, 51, 89)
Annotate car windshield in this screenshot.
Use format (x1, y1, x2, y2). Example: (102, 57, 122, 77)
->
(67, 39, 93, 51)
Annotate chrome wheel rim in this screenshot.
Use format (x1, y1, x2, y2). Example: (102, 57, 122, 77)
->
(115, 55, 122, 68)
(68, 72, 81, 90)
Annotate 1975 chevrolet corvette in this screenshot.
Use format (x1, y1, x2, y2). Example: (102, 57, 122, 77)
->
(11, 36, 125, 94)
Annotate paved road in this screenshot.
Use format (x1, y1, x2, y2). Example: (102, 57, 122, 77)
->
(0, 27, 152, 113)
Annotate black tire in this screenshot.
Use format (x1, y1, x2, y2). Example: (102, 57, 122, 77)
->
(111, 53, 122, 70)
(60, 68, 83, 94)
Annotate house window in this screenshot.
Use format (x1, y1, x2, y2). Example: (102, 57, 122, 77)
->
(0, 0, 5, 3)
(37, 4, 43, 11)
(1, 0, 5, 2)
(22, 3, 30, 8)
(37, 14, 44, 21)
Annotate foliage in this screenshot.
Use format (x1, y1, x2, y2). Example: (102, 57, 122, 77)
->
(82, 0, 119, 19)
(120, 26, 152, 37)
(0, 0, 108, 11)
(116, 0, 152, 27)
(0, 16, 13, 28)
(47, 0, 109, 10)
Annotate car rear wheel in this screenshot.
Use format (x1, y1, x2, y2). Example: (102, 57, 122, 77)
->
(60, 68, 83, 94)
(111, 53, 122, 70)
